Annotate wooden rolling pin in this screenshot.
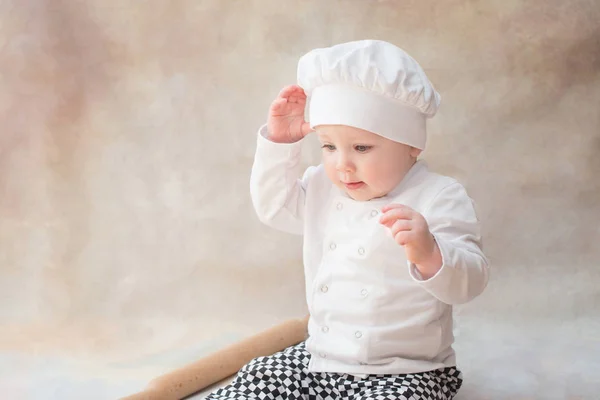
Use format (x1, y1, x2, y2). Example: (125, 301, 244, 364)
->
(121, 315, 310, 400)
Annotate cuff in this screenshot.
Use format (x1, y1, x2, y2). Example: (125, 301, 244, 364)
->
(408, 235, 450, 284)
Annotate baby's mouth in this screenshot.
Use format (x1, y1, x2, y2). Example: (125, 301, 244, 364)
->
(343, 181, 365, 190)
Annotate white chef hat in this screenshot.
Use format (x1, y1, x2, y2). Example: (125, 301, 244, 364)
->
(297, 40, 440, 150)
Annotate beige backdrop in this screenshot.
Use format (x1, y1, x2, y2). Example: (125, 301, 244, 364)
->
(1, 1, 599, 399)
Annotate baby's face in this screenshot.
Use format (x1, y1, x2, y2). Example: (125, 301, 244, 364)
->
(316, 125, 420, 201)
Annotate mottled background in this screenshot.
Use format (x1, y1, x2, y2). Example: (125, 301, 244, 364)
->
(1, 0, 599, 399)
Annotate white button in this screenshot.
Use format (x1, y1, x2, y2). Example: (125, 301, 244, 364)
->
(370, 210, 378, 218)
(322, 326, 329, 333)
(320, 352, 327, 358)
(321, 285, 329, 293)
(355, 331, 363, 338)
(329, 242, 337, 250)
(360, 289, 368, 297)
(336, 202, 343, 210)
(358, 247, 365, 255)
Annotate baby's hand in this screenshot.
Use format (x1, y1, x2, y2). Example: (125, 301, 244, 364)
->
(267, 85, 313, 143)
(379, 204, 442, 279)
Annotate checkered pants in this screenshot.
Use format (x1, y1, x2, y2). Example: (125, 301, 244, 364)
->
(206, 341, 462, 400)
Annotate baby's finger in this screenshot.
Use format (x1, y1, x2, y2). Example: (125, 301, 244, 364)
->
(278, 85, 304, 100)
(277, 87, 292, 99)
(393, 231, 412, 246)
(381, 203, 415, 213)
(287, 94, 307, 104)
(271, 97, 287, 107)
(391, 219, 412, 235)
(300, 121, 314, 137)
(269, 98, 288, 115)
(379, 207, 413, 226)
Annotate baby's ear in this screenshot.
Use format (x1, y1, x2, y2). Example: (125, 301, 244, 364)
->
(410, 147, 422, 158)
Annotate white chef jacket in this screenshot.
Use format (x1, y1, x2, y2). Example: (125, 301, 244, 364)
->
(250, 124, 490, 376)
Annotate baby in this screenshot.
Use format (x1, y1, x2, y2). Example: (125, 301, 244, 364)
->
(207, 40, 489, 400)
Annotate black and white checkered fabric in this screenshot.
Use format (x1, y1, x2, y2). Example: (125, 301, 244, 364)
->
(206, 341, 462, 400)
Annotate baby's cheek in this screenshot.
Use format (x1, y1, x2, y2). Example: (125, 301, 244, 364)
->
(370, 170, 396, 191)
(322, 161, 337, 182)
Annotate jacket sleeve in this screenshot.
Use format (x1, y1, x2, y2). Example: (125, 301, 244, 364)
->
(249, 124, 317, 235)
(408, 182, 490, 304)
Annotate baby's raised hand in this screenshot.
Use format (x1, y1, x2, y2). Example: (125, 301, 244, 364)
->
(379, 204, 442, 279)
(267, 85, 313, 143)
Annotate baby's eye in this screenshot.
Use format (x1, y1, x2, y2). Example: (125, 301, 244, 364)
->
(321, 144, 336, 151)
(355, 145, 372, 153)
